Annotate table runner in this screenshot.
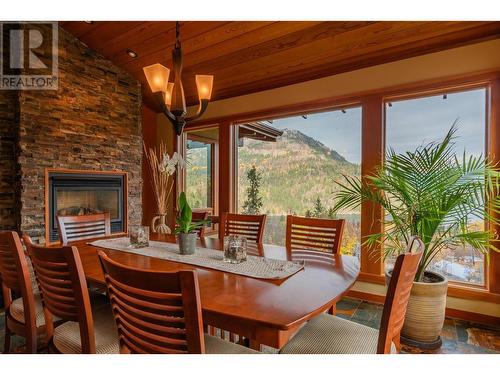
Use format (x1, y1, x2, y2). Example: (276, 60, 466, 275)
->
(90, 237, 304, 280)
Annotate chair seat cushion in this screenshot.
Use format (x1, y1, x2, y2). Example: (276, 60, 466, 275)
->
(10, 291, 108, 329)
(10, 294, 46, 327)
(53, 304, 119, 354)
(204, 335, 260, 354)
(280, 314, 396, 354)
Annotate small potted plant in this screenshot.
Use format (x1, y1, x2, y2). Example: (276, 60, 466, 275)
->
(332, 125, 500, 349)
(174, 192, 208, 255)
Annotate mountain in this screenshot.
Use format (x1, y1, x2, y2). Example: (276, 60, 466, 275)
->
(237, 128, 360, 216)
(284, 129, 348, 163)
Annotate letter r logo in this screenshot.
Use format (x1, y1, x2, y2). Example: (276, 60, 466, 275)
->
(9, 29, 48, 69)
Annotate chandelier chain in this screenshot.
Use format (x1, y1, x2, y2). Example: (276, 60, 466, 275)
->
(175, 21, 181, 49)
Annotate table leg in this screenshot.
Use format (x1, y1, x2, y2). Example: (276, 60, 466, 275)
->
(249, 339, 261, 351)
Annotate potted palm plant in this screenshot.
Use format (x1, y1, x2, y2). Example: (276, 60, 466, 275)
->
(174, 192, 208, 255)
(332, 125, 500, 348)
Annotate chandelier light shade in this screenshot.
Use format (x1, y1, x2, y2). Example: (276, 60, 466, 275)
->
(143, 63, 170, 93)
(143, 22, 214, 136)
(195, 75, 214, 100)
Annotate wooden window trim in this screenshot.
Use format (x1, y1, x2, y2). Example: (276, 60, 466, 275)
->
(186, 69, 500, 300)
(180, 127, 220, 216)
(384, 83, 491, 290)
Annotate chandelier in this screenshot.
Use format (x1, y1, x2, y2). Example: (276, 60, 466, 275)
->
(143, 22, 214, 135)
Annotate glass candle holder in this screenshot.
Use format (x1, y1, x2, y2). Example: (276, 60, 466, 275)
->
(129, 225, 150, 248)
(223, 235, 247, 264)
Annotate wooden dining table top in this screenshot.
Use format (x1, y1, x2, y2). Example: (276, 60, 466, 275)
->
(70, 233, 360, 348)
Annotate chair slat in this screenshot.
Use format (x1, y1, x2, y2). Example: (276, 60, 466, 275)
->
(286, 215, 345, 260)
(57, 213, 111, 245)
(219, 213, 266, 244)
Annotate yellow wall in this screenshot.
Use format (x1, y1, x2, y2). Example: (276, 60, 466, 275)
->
(188, 38, 500, 319)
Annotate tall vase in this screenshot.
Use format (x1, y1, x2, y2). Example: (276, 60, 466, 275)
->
(151, 213, 171, 234)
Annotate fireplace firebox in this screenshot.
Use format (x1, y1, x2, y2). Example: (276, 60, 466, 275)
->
(47, 171, 127, 242)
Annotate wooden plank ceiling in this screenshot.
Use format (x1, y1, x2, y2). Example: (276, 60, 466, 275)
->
(60, 21, 500, 111)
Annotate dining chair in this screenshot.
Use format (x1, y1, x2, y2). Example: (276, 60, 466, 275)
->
(23, 235, 119, 354)
(285, 215, 345, 314)
(285, 215, 345, 260)
(0, 231, 45, 353)
(57, 212, 111, 245)
(191, 210, 210, 237)
(98, 251, 259, 354)
(219, 213, 266, 244)
(279, 237, 424, 354)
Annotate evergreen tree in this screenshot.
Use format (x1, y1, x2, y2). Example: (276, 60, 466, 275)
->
(312, 196, 324, 218)
(242, 165, 263, 215)
(327, 207, 336, 219)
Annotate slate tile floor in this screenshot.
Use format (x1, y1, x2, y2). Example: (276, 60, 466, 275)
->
(1, 297, 499, 354)
(336, 297, 500, 354)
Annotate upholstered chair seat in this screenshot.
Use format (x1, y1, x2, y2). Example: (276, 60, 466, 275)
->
(52, 304, 119, 354)
(280, 314, 396, 354)
(9, 294, 46, 327)
(204, 335, 259, 354)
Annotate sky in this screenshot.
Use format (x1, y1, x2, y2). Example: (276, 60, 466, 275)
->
(270, 88, 486, 165)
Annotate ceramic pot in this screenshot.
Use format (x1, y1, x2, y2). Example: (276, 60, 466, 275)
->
(385, 270, 448, 349)
(151, 213, 171, 234)
(178, 233, 196, 255)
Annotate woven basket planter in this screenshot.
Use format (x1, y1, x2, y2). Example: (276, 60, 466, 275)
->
(386, 270, 448, 349)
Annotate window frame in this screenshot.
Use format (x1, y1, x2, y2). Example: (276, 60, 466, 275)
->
(232, 105, 363, 250)
(383, 85, 490, 288)
(180, 126, 220, 219)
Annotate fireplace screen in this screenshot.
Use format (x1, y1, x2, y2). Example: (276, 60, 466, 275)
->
(48, 172, 125, 241)
(56, 189, 119, 218)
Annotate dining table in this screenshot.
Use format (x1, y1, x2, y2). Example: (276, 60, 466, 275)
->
(71, 233, 360, 350)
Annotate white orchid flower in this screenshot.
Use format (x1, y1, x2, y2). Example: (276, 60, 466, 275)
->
(158, 152, 185, 175)
(171, 152, 186, 170)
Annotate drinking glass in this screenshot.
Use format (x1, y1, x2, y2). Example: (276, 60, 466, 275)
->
(223, 235, 247, 264)
(129, 225, 150, 248)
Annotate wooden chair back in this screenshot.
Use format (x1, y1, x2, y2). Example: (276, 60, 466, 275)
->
(285, 215, 345, 260)
(98, 251, 205, 354)
(377, 237, 424, 354)
(23, 235, 96, 353)
(219, 213, 266, 244)
(57, 213, 111, 245)
(191, 211, 209, 237)
(0, 231, 37, 352)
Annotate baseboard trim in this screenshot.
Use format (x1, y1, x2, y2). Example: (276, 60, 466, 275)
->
(346, 290, 500, 327)
(346, 290, 385, 304)
(445, 308, 500, 327)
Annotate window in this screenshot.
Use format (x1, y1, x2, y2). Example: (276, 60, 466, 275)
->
(384, 87, 487, 285)
(183, 127, 219, 213)
(236, 107, 362, 255)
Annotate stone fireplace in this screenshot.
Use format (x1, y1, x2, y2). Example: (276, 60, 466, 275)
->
(0, 24, 143, 242)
